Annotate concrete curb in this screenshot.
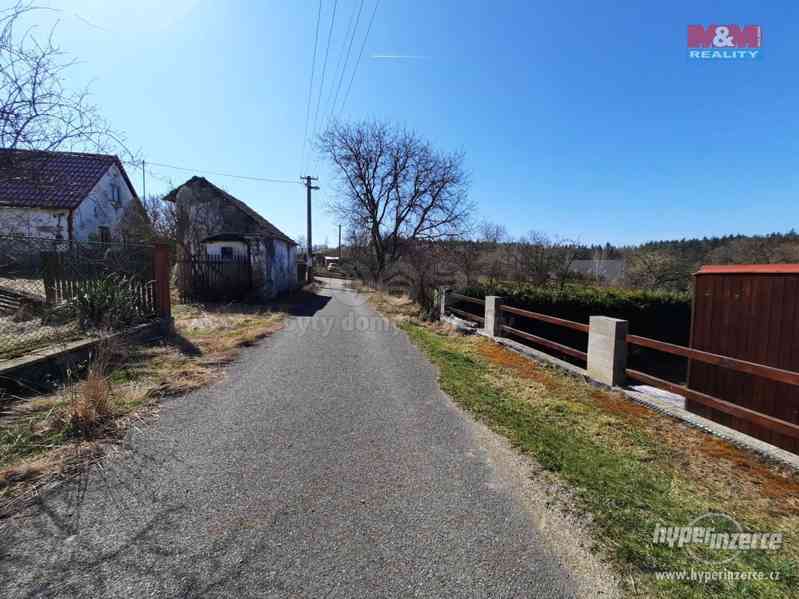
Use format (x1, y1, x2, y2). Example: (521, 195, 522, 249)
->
(0, 318, 171, 391)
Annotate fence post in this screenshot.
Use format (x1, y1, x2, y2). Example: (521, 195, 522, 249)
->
(153, 244, 172, 329)
(439, 286, 451, 320)
(587, 316, 628, 387)
(485, 296, 504, 337)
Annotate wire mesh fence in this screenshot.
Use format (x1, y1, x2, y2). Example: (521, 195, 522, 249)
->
(0, 236, 158, 361)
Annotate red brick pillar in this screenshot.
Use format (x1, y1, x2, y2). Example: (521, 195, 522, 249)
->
(153, 243, 172, 320)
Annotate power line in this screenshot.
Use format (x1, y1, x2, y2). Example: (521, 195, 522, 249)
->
(309, 3, 354, 175)
(300, 0, 322, 174)
(327, 0, 364, 124)
(311, 0, 338, 149)
(339, 0, 380, 116)
(140, 160, 302, 185)
(320, 1, 357, 124)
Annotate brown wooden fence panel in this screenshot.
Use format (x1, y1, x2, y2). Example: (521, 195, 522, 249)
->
(41, 247, 157, 317)
(178, 253, 253, 302)
(689, 266, 799, 453)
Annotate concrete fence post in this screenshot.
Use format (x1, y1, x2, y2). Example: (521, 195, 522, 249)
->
(587, 316, 628, 387)
(439, 287, 451, 320)
(484, 296, 504, 337)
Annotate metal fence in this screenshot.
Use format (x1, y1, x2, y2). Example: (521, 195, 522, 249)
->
(0, 236, 158, 361)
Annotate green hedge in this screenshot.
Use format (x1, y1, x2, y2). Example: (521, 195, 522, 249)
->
(459, 283, 692, 345)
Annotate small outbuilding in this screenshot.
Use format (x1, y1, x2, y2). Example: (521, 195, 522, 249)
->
(164, 177, 298, 300)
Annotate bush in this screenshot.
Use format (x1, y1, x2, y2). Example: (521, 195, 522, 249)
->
(459, 283, 692, 344)
(70, 274, 145, 331)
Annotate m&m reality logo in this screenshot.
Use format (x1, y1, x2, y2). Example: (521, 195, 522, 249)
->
(687, 25, 761, 60)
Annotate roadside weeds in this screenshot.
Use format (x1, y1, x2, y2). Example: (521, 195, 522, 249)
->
(0, 302, 284, 514)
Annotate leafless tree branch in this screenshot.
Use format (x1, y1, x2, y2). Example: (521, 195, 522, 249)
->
(319, 120, 473, 283)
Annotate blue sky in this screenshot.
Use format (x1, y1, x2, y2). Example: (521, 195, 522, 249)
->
(25, 1, 799, 246)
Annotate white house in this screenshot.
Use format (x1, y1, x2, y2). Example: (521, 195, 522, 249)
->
(0, 149, 141, 241)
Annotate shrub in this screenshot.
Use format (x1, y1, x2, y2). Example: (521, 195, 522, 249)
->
(459, 283, 692, 344)
(66, 364, 114, 436)
(70, 274, 145, 331)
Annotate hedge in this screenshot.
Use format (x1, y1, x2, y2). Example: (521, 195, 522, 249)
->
(458, 283, 692, 346)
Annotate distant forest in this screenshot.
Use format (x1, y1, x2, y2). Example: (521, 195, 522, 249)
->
(574, 230, 799, 261)
(331, 228, 799, 295)
(575, 230, 799, 291)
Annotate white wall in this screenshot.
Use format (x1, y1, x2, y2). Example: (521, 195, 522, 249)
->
(0, 206, 69, 238)
(204, 240, 248, 257)
(268, 239, 297, 297)
(72, 163, 137, 241)
(248, 238, 297, 299)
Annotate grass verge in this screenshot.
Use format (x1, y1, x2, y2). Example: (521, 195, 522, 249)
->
(0, 302, 284, 512)
(400, 320, 799, 598)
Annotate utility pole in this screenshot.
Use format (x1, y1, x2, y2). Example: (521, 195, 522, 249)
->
(301, 176, 319, 282)
(141, 160, 146, 201)
(338, 224, 342, 259)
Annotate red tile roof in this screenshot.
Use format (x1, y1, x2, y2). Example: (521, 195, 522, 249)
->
(696, 264, 799, 275)
(0, 149, 138, 210)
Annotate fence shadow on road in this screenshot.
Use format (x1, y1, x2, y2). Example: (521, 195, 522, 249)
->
(0, 434, 294, 598)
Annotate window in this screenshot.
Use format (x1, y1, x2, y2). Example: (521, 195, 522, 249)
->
(111, 183, 122, 210)
(98, 226, 111, 242)
(220, 246, 234, 258)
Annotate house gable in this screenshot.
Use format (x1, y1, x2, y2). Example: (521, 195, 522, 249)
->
(72, 162, 140, 241)
(0, 149, 138, 211)
(165, 177, 296, 249)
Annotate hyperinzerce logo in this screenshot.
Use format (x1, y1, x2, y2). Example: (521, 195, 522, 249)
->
(687, 25, 762, 60)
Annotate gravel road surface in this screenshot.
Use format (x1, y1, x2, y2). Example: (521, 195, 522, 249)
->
(1, 279, 614, 598)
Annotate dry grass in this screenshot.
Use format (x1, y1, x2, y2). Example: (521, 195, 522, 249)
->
(369, 287, 799, 597)
(474, 339, 799, 528)
(401, 323, 799, 598)
(368, 291, 420, 322)
(368, 291, 462, 337)
(0, 302, 285, 511)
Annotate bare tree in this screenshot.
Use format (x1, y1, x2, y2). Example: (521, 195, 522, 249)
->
(706, 236, 799, 265)
(400, 240, 450, 316)
(449, 238, 483, 287)
(510, 231, 549, 284)
(119, 194, 178, 243)
(624, 248, 689, 291)
(479, 221, 507, 245)
(550, 238, 580, 289)
(320, 121, 472, 284)
(479, 221, 507, 285)
(500, 231, 579, 288)
(0, 2, 130, 155)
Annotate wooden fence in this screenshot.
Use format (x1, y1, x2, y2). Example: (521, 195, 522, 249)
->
(443, 290, 799, 454)
(177, 253, 253, 302)
(42, 251, 157, 316)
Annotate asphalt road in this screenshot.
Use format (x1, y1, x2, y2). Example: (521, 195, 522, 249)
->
(1, 279, 587, 598)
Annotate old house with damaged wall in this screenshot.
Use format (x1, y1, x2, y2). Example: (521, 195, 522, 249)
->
(163, 176, 298, 300)
(0, 149, 142, 241)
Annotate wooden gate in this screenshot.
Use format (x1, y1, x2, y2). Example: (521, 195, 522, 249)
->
(178, 253, 253, 302)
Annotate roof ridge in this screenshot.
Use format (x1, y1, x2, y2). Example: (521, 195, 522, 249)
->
(0, 148, 119, 160)
(164, 177, 296, 245)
